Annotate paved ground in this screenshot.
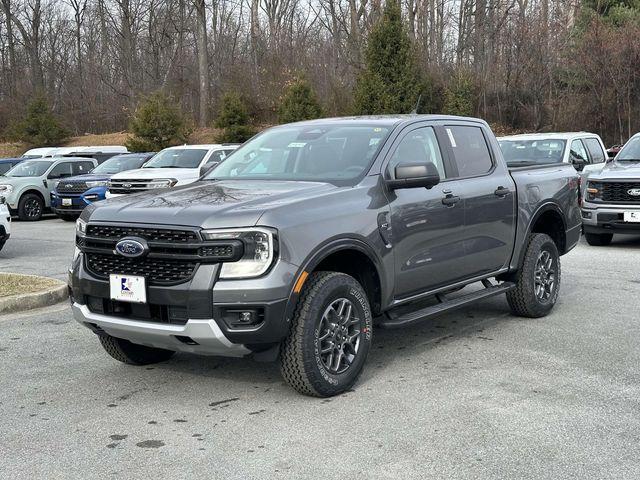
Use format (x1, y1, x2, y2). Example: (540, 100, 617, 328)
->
(1, 222, 640, 479)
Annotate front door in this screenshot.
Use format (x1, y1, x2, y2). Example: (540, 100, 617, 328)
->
(385, 125, 467, 298)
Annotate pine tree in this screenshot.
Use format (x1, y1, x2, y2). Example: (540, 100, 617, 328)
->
(215, 92, 255, 143)
(442, 72, 475, 117)
(352, 0, 421, 115)
(277, 77, 323, 123)
(7, 95, 69, 146)
(125, 91, 193, 152)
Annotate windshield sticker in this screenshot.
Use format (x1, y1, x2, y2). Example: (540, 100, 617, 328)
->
(287, 142, 307, 148)
(446, 128, 457, 147)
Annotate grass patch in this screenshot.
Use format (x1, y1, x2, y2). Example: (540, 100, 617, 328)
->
(0, 273, 61, 298)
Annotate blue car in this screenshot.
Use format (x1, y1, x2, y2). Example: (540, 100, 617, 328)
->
(51, 152, 155, 219)
(0, 157, 25, 176)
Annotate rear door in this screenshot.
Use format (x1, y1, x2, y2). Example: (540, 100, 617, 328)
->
(440, 123, 516, 276)
(384, 123, 467, 298)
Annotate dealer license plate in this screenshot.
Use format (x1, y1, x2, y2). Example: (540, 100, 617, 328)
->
(62, 198, 72, 206)
(623, 211, 640, 223)
(109, 274, 147, 303)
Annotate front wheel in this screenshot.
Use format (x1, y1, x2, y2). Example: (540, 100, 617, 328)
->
(18, 193, 44, 221)
(506, 233, 561, 318)
(57, 213, 79, 222)
(280, 271, 373, 397)
(99, 334, 175, 365)
(585, 232, 613, 246)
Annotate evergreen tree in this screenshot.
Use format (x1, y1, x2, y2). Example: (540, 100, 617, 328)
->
(277, 77, 323, 123)
(442, 72, 475, 117)
(352, 0, 421, 115)
(125, 91, 192, 152)
(215, 92, 255, 143)
(7, 95, 69, 146)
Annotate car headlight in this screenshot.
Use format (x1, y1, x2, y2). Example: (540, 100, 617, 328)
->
(0, 184, 13, 194)
(147, 179, 178, 189)
(76, 218, 87, 234)
(86, 180, 108, 188)
(585, 181, 603, 202)
(201, 227, 276, 279)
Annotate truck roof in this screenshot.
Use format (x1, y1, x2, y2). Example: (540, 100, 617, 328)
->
(498, 132, 600, 141)
(281, 114, 490, 128)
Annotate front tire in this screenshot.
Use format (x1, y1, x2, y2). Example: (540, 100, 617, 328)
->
(507, 233, 561, 318)
(57, 213, 79, 222)
(99, 334, 175, 365)
(280, 271, 373, 397)
(18, 193, 44, 221)
(585, 232, 613, 246)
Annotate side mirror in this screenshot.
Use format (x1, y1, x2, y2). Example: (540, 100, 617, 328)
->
(386, 162, 440, 190)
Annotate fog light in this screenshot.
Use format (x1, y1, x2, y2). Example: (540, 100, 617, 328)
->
(582, 211, 592, 219)
(219, 307, 265, 328)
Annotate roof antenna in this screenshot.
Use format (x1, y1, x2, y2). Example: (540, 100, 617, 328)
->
(410, 94, 422, 115)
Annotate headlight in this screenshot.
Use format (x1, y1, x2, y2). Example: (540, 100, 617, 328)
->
(0, 184, 13, 194)
(202, 227, 276, 279)
(86, 180, 108, 188)
(585, 181, 602, 202)
(147, 179, 177, 189)
(76, 218, 87, 234)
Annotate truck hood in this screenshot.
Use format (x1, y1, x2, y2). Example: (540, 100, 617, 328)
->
(59, 173, 112, 183)
(589, 161, 640, 180)
(88, 180, 337, 228)
(109, 168, 199, 183)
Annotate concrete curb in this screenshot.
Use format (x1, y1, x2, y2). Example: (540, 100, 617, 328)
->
(0, 277, 68, 315)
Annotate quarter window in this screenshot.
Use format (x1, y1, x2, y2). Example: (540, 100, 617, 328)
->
(583, 138, 605, 164)
(444, 126, 493, 177)
(389, 127, 446, 178)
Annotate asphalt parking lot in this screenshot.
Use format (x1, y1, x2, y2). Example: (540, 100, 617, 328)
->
(2, 218, 640, 479)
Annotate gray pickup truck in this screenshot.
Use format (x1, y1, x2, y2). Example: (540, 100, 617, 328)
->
(69, 115, 581, 397)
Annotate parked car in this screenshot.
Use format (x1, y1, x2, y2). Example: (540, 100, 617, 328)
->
(0, 197, 10, 252)
(582, 132, 640, 246)
(0, 157, 97, 220)
(70, 115, 581, 397)
(498, 132, 608, 182)
(106, 144, 238, 197)
(0, 157, 25, 175)
(21, 146, 127, 163)
(51, 152, 155, 221)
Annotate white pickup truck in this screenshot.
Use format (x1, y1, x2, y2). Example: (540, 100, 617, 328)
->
(0, 197, 10, 252)
(106, 144, 238, 197)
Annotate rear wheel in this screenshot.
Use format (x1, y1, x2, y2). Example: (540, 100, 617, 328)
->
(18, 193, 44, 221)
(280, 271, 373, 397)
(99, 334, 175, 365)
(585, 233, 613, 246)
(507, 233, 561, 318)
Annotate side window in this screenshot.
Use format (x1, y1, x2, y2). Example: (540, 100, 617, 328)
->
(48, 162, 73, 178)
(444, 126, 493, 177)
(206, 151, 227, 165)
(570, 140, 589, 163)
(73, 162, 94, 175)
(584, 138, 605, 164)
(388, 127, 446, 178)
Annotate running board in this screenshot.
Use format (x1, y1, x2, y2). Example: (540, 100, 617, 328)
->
(379, 281, 516, 329)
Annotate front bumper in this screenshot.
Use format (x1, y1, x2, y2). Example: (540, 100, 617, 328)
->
(69, 254, 298, 355)
(582, 202, 640, 234)
(51, 187, 106, 213)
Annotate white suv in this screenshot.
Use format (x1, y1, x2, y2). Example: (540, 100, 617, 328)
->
(0, 198, 10, 252)
(106, 144, 238, 197)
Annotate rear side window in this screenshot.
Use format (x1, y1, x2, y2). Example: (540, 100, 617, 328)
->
(583, 138, 605, 164)
(444, 126, 493, 177)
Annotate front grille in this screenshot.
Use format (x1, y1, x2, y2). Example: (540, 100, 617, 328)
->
(86, 295, 188, 325)
(86, 253, 197, 284)
(108, 179, 152, 195)
(86, 225, 198, 243)
(592, 181, 640, 203)
(57, 181, 88, 194)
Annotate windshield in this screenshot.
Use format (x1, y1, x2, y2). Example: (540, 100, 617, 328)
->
(205, 125, 390, 184)
(499, 139, 566, 166)
(92, 154, 149, 174)
(21, 154, 41, 159)
(143, 149, 207, 169)
(615, 136, 640, 162)
(5, 160, 54, 177)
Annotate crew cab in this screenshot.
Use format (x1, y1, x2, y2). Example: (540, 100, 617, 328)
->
(106, 144, 238, 197)
(498, 132, 608, 181)
(0, 157, 97, 220)
(70, 116, 580, 397)
(582, 132, 640, 245)
(0, 197, 10, 252)
(51, 152, 155, 221)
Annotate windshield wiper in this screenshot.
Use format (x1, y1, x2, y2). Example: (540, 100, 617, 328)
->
(146, 165, 185, 168)
(617, 158, 640, 162)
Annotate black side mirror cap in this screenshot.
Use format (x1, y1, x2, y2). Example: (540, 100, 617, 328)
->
(386, 162, 440, 190)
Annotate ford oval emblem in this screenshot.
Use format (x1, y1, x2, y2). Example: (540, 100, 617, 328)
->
(628, 188, 640, 196)
(114, 237, 148, 258)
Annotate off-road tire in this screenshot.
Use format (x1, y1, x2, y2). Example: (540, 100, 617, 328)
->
(506, 233, 561, 318)
(280, 271, 373, 397)
(585, 233, 613, 246)
(18, 193, 44, 221)
(99, 334, 175, 365)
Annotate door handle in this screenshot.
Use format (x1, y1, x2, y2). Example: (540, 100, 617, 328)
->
(442, 194, 460, 206)
(494, 186, 511, 197)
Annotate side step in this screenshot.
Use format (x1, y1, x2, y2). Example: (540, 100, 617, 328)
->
(379, 281, 516, 329)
